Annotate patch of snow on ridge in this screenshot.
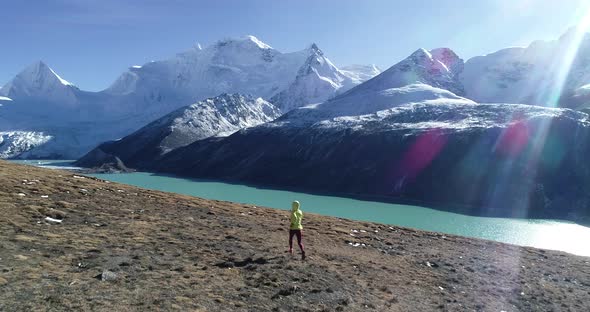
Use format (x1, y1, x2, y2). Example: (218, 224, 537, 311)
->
(246, 35, 273, 49)
(0, 96, 13, 101)
(312, 100, 583, 133)
(48, 66, 73, 86)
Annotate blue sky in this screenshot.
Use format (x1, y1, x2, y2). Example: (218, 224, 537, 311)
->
(2, 0, 589, 91)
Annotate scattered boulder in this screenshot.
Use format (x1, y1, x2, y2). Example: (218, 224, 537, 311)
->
(95, 270, 118, 282)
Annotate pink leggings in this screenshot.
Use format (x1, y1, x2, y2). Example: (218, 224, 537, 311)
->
(289, 230, 304, 252)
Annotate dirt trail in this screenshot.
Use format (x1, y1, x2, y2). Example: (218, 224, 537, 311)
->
(0, 160, 589, 311)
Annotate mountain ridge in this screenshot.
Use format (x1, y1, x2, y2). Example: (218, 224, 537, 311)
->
(6, 30, 590, 159)
(0, 36, 377, 159)
(75, 93, 281, 169)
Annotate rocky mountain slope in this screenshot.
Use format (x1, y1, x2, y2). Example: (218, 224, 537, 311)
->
(2, 160, 589, 311)
(76, 94, 280, 169)
(0, 131, 53, 159)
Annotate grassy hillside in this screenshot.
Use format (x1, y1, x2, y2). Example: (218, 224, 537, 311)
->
(0, 160, 589, 311)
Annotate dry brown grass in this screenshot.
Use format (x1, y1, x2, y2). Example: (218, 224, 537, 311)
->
(0, 160, 589, 311)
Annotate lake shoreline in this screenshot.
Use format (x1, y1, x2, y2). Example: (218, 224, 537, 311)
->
(15, 159, 590, 226)
(92, 167, 590, 227)
(12, 159, 590, 256)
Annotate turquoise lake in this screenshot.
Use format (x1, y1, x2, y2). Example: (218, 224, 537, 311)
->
(13, 160, 590, 257)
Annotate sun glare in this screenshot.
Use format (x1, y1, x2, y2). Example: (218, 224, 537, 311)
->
(547, 4, 590, 107)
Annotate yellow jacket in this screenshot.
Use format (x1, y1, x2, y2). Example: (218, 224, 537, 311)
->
(290, 201, 303, 230)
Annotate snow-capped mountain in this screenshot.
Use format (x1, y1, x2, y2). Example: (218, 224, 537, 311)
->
(0, 61, 80, 107)
(105, 36, 370, 111)
(270, 44, 360, 112)
(106, 37, 373, 116)
(106, 36, 305, 101)
(75, 93, 280, 168)
(0, 62, 144, 159)
(275, 47, 470, 123)
(461, 28, 590, 108)
(341, 48, 465, 97)
(0, 36, 378, 159)
(11, 29, 590, 160)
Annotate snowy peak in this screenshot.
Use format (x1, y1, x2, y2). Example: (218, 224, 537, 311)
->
(7, 61, 73, 88)
(308, 43, 323, 55)
(297, 43, 342, 79)
(244, 35, 273, 49)
(31, 61, 73, 86)
(208, 35, 280, 65)
(105, 36, 364, 115)
(106, 35, 303, 100)
(207, 35, 278, 65)
(430, 48, 463, 75)
(0, 61, 78, 103)
(215, 35, 273, 50)
(270, 43, 358, 112)
(339, 48, 465, 98)
(405, 48, 463, 78)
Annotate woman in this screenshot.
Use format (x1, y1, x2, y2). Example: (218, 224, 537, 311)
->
(289, 200, 306, 260)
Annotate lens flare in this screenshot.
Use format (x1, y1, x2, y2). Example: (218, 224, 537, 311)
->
(390, 128, 447, 192)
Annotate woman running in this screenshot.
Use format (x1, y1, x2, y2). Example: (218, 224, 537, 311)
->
(288, 200, 306, 260)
